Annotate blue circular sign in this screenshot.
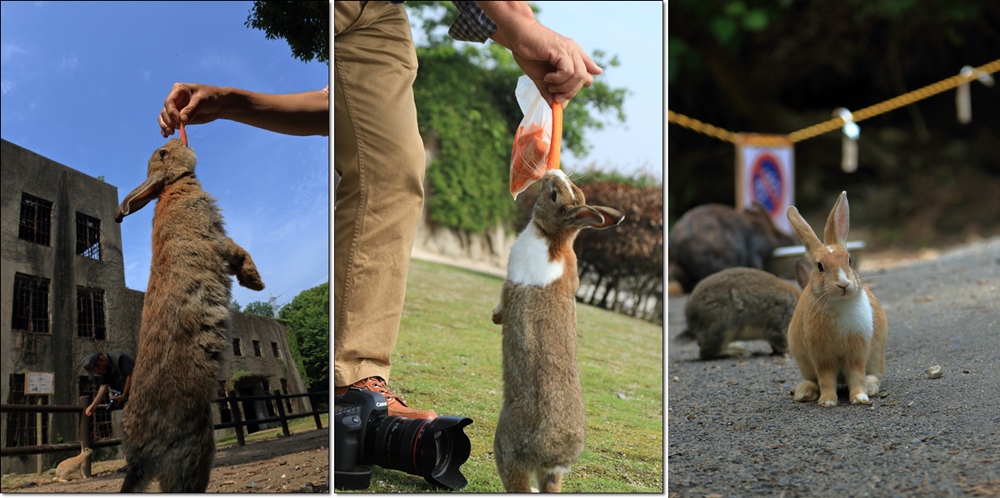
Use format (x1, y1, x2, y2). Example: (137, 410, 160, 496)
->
(751, 153, 785, 215)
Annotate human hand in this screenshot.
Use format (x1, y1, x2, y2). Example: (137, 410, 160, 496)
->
(85, 405, 94, 417)
(480, 3, 602, 105)
(510, 25, 602, 105)
(111, 395, 125, 404)
(158, 82, 226, 138)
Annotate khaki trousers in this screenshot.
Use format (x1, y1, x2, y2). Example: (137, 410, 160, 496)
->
(333, 1, 425, 387)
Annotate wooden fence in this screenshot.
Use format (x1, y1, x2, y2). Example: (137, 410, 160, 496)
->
(0, 390, 329, 475)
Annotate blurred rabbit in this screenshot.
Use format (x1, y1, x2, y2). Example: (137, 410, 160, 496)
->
(786, 191, 888, 407)
(491, 170, 624, 493)
(115, 139, 264, 491)
(675, 263, 809, 360)
(669, 203, 795, 294)
(53, 447, 92, 482)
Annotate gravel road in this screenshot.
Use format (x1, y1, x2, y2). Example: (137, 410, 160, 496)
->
(668, 237, 1000, 497)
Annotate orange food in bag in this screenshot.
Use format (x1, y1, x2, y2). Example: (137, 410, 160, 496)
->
(509, 101, 563, 198)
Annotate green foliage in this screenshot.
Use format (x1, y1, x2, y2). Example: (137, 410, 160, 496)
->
(277, 282, 329, 390)
(245, 1, 329, 65)
(242, 300, 276, 318)
(231, 369, 252, 384)
(572, 165, 663, 189)
(231, 300, 241, 313)
(406, 1, 628, 233)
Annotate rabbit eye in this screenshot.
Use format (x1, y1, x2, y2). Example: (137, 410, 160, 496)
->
(817, 263, 824, 272)
(550, 189, 558, 202)
(849, 256, 853, 267)
(159, 149, 168, 159)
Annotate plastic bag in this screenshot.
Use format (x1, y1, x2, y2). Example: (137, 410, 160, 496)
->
(509, 75, 563, 199)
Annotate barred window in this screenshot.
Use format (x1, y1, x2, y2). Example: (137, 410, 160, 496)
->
(76, 212, 102, 260)
(271, 342, 280, 357)
(79, 376, 114, 440)
(4, 374, 50, 448)
(12, 274, 50, 335)
(19, 193, 53, 246)
(232, 338, 242, 357)
(252, 340, 262, 357)
(77, 287, 107, 340)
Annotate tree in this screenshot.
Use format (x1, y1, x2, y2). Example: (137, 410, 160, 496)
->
(406, 1, 629, 233)
(243, 300, 276, 318)
(278, 283, 329, 391)
(245, 1, 329, 65)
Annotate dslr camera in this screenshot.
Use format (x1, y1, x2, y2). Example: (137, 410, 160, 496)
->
(334, 387, 473, 491)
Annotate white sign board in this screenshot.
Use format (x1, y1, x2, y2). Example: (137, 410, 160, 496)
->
(736, 134, 795, 235)
(25, 371, 55, 395)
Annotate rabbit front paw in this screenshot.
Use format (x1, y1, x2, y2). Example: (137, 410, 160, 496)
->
(850, 392, 871, 405)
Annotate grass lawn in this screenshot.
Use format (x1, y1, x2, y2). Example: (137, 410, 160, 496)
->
(344, 259, 664, 493)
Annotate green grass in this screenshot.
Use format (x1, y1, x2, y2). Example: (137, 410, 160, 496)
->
(346, 259, 664, 493)
(215, 413, 329, 450)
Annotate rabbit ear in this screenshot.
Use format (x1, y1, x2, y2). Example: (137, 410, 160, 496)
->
(823, 191, 850, 245)
(794, 257, 812, 289)
(570, 205, 624, 230)
(787, 205, 822, 252)
(115, 171, 167, 223)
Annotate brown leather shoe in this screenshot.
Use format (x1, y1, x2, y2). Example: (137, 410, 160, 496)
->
(334, 377, 438, 420)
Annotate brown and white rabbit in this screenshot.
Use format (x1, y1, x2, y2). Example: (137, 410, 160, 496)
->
(669, 203, 795, 294)
(676, 264, 809, 360)
(491, 170, 624, 493)
(115, 139, 264, 491)
(786, 191, 887, 407)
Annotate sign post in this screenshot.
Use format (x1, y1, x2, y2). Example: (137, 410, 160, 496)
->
(735, 134, 795, 234)
(25, 372, 54, 474)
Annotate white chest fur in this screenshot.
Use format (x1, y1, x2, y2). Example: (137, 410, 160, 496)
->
(506, 220, 564, 288)
(831, 289, 874, 340)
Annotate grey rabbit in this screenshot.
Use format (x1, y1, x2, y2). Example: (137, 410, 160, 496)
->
(114, 139, 264, 492)
(669, 203, 795, 294)
(675, 263, 809, 360)
(491, 170, 624, 493)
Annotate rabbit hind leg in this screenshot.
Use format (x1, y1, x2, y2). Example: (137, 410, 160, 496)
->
(793, 380, 820, 403)
(536, 468, 565, 493)
(496, 462, 532, 493)
(119, 461, 153, 492)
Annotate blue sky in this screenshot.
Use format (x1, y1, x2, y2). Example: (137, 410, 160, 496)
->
(1, 1, 663, 309)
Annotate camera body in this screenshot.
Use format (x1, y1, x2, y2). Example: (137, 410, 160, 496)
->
(334, 387, 473, 491)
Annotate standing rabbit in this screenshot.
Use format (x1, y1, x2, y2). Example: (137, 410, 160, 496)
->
(114, 139, 264, 491)
(491, 170, 624, 493)
(786, 191, 887, 407)
(676, 264, 809, 360)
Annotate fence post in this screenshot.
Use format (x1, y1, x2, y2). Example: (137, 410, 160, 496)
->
(273, 390, 290, 438)
(79, 396, 92, 478)
(308, 390, 323, 430)
(229, 390, 245, 447)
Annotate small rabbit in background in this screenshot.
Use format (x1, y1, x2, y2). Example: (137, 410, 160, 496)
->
(669, 203, 795, 294)
(786, 191, 887, 407)
(492, 170, 624, 493)
(53, 447, 92, 482)
(675, 263, 810, 360)
(115, 139, 264, 491)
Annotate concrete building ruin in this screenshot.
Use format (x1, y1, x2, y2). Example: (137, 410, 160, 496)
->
(0, 139, 310, 475)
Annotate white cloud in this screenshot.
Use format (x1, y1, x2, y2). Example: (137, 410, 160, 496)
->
(1, 79, 13, 95)
(59, 54, 78, 70)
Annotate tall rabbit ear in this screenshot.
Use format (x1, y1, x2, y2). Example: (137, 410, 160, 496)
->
(114, 171, 167, 223)
(823, 191, 850, 245)
(571, 205, 624, 230)
(787, 205, 822, 252)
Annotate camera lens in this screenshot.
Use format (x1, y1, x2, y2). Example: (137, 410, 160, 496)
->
(370, 415, 473, 490)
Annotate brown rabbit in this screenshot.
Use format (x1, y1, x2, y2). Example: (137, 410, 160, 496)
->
(676, 264, 809, 360)
(491, 170, 624, 493)
(786, 191, 887, 407)
(53, 447, 92, 482)
(115, 139, 264, 491)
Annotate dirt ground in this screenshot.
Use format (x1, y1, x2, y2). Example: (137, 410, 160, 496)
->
(0, 429, 330, 493)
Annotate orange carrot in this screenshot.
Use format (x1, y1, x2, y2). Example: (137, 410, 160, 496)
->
(546, 101, 562, 170)
(179, 121, 188, 147)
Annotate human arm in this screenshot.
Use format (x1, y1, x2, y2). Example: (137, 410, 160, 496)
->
(86, 384, 109, 417)
(158, 83, 330, 138)
(474, 2, 602, 105)
(111, 374, 132, 404)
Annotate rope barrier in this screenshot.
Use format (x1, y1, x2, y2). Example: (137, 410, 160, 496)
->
(669, 58, 1000, 144)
